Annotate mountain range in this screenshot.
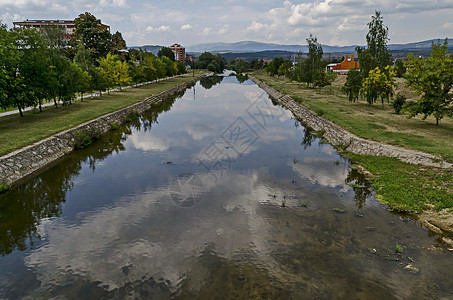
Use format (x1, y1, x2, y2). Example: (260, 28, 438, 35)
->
(130, 39, 452, 55)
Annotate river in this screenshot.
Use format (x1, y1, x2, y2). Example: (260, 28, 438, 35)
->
(0, 74, 452, 299)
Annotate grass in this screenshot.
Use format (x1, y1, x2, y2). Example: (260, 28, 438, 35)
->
(346, 153, 453, 212)
(0, 71, 208, 156)
(251, 70, 453, 162)
(251, 70, 453, 213)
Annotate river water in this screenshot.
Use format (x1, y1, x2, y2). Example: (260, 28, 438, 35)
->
(0, 75, 452, 299)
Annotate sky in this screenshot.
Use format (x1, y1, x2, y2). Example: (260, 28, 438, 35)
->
(1, 0, 453, 47)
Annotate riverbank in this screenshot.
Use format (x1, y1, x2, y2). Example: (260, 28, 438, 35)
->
(249, 74, 453, 237)
(0, 71, 209, 157)
(0, 72, 209, 187)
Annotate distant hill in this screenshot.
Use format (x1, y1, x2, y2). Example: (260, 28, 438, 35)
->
(186, 39, 452, 54)
(128, 39, 453, 60)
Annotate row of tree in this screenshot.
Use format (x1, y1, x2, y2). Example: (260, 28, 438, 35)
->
(0, 13, 187, 117)
(345, 11, 452, 125)
(265, 34, 337, 89)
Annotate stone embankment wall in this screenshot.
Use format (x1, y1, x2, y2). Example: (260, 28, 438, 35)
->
(250, 76, 453, 169)
(0, 75, 206, 186)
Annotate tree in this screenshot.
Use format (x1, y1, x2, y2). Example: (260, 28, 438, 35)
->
(41, 24, 67, 52)
(265, 57, 284, 76)
(18, 29, 53, 112)
(278, 60, 293, 78)
(361, 66, 396, 107)
(97, 53, 117, 94)
(343, 68, 362, 102)
(175, 61, 187, 75)
(115, 59, 131, 90)
(158, 47, 175, 61)
(0, 24, 23, 115)
(97, 53, 131, 92)
(305, 34, 324, 88)
(196, 52, 226, 73)
(161, 56, 176, 77)
(404, 40, 453, 125)
(230, 59, 250, 74)
(111, 31, 126, 55)
(71, 12, 112, 62)
(356, 11, 393, 77)
(71, 62, 91, 99)
(250, 58, 263, 70)
(394, 59, 406, 77)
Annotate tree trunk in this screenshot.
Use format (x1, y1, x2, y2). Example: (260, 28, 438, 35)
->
(18, 105, 23, 117)
(54, 97, 58, 108)
(39, 101, 42, 112)
(81, 92, 84, 102)
(436, 118, 439, 126)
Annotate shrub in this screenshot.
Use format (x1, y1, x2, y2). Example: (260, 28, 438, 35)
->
(110, 122, 119, 130)
(0, 184, 9, 193)
(392, 94, 406, 114)
(74, 128, 101, 149)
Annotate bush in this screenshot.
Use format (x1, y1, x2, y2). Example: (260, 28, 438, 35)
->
(0, 184, 9, 193)
(110, 122, 119, 130)
(74, 128, 101, 149)
(392, 94, 406, 114)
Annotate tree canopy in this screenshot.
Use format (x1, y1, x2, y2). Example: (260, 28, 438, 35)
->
(404, 40, 453, 125)
(158, 47, 175, 62)
(71, 12, 112, 62)
(196, 52, 226, 73)
(356, 11, 392, 77)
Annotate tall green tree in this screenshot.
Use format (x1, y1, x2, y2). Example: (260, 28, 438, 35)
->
(0, 23, 18, 113)
(343, 68, 362, 102)
(97, 53, 131, 92)
(71, 12, 112, 62)
(161, 56, 176, 77)
(305, 34, 324, 87)
(18, 29, 53, 112)
(265, 57, 284, 76)
(111, 31, 126, 55)
(158, 47, 175, 62)
(404, 40, 453, 125)
(356, 11, 393, 77)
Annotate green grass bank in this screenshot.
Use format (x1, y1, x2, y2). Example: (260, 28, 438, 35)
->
(251, 70, 453, 215)
(0, 71, 208, 157)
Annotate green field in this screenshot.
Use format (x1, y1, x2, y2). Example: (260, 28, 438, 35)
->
(0, 71, 208, 156)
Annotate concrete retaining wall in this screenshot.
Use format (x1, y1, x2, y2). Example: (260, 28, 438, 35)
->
(250, 76, 453, 169)
(0, 75, 206, 186)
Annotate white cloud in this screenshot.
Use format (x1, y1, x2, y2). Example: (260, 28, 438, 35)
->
(247, 21, 266, 32)
(180, 24, 192, 30)
(202, 27, 212, 36)
(128, 132, 169, 152)
(1, 0, 453, 47)
(217, 24, 229, 34)
(146, 25, 170, 32)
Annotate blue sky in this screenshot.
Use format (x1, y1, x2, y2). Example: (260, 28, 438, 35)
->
(1, 0, 452, 47)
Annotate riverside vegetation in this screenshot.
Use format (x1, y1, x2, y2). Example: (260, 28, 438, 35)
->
(251, 70, 453, 220)
(0, 72, 208, 156)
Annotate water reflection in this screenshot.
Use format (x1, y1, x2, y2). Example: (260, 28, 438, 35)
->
(1, 76, 453, 299)
(0, 87, 183, 256)
(345, 168, 374, 209)
(199, 75, 224, 90)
